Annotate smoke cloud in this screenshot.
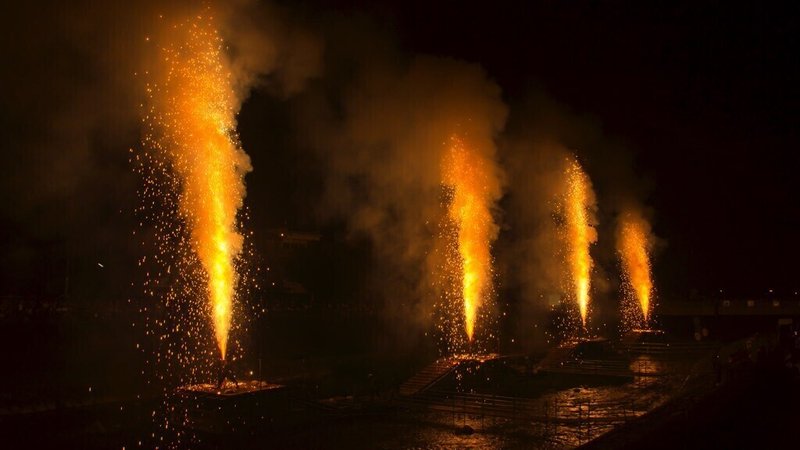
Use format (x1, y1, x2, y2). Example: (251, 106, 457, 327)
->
(295, 19, 507, 344)
(500, 91, 658, 339)
(0, 0, 320, 298)
(1, 0, 659, 347)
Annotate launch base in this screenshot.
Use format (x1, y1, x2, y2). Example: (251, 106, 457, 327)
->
(179, 380, 283, 397)
(175, 380, 289, 434)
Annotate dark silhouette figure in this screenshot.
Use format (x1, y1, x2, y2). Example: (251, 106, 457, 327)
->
(216, 359, 238, 390)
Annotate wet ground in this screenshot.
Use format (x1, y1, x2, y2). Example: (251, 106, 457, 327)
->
(0, 352, 701, 449)
(168, 350, 718, 449)
(1, 310, 766, 449)
(584, 353, 800, 450)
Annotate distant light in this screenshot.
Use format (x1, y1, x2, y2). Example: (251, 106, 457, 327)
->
(97, 263, 104, 268)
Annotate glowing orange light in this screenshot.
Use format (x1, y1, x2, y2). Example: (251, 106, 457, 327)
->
(441, 135, 496, 341)
(618, 211, 653, 323)
(143, 12, 251, 360)
(564, 159, 596, 328)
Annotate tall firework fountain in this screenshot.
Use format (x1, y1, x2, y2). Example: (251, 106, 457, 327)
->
(617, 209, 655, 328)
(563, 158, 597, 329)
(141, 11, 251, 362)
(441, 134, 500, 346)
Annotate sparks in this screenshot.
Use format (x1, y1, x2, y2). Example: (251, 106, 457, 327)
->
(564, 158, 597, 328)
(441, 135, 497, 342)
(618, 210, 654, 325)
(142, 12, 251, 360)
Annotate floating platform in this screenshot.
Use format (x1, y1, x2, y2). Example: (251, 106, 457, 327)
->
(179, 380, 283, 397)
(175, 380, 289, 434)
(621, 328, 667, 344)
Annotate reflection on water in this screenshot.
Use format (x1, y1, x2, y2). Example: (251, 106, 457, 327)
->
(630, 354, 663, 375)
(256, 351, 714, 449)
(279, 413, 540, 449)
(372, 354, 699, 449)
(385, 419, 520, 450)
(630, 354, 664, 388)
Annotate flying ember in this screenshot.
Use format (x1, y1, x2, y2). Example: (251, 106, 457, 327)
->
(441, 135, 497, 342)
(142, 12, 251, 360)
(618, 210, 654, 324)
(564, 158, 597, 328)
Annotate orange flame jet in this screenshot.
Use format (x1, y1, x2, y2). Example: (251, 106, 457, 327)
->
(564, 159, 596, 328)
(618, 211, 653, 323)
(441, 135, 497, 342)
(143, 12, 251, 360)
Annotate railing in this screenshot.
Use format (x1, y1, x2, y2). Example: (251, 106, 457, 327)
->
(620, 341, 719, 356)
(398, 389, 641, 426)
(398, 358, 460, 396)
(551, 359, 631, 375)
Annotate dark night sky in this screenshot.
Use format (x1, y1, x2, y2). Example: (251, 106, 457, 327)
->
(1, 0, 799, 304)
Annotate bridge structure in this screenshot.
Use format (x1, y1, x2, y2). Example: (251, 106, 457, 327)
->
(659, 298, 800, 317)
(396, 353, 645, 428)
(393, 343, 725, 445)
(398, 357, 461, 397)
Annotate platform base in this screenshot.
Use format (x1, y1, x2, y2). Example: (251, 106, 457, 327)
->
(175, 380, 289, 434)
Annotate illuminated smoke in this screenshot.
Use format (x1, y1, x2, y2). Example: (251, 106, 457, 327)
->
(441, 135, 499, 342)
(563, 158, 597, 328)
(133, 4, 319, 446)
(141, 11, 251, 360)
(299, 52, 506, 354)
(617, 209, 654, 326)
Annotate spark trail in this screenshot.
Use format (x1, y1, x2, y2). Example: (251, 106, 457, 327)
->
(618, 210, 654, 324)
(441, 135, 498, 342)
(564, 159, 597, 328)
(142, 12, 251, 360)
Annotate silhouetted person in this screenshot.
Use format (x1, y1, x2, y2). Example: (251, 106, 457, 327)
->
(216, 359, 238, 390)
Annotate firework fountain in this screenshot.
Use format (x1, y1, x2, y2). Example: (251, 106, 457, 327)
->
(617, 209, 655, 328)
(563, 158, 597, 330)
(440, 134, 500, 347)
(141, 12, 250, 362)
(136, 9, 294, 443)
